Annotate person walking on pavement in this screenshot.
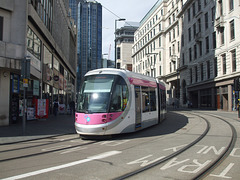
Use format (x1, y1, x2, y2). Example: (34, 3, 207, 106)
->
(69, 100, 75, 115)
(53, 99, 59, 116)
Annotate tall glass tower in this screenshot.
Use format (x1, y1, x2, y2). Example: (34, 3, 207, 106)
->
(76, 1, 102, 92)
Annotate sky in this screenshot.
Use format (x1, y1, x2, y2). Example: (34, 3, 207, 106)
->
(94, 0, 159, 61)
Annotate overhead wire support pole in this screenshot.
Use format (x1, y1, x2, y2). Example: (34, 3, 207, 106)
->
(21, 56, 31, 135)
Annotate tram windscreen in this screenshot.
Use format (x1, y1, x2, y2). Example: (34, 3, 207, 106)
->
(77, 74, 128, 113)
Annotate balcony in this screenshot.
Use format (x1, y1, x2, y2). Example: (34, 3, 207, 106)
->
(215, 16, 225, 28)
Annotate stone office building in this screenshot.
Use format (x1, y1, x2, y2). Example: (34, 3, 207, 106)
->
(133, 0, 240, 111)
(0, 0, 77, 126)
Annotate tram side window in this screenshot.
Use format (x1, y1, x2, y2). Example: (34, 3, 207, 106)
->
(142, 86, 157, 112)
(109, 77, 129, 112)
(149, 87, 156, 111)
(142, 87, 150, 112)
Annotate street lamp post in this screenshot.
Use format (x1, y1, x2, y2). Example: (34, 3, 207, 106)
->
(115, 18, 126, 68)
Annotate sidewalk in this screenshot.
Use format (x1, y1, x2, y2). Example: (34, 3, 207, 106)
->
(0, 114, 76, 145)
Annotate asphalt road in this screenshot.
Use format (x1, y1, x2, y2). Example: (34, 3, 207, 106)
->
(0, 110, 239, 180)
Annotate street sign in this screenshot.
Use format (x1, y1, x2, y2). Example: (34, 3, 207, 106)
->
(23, 79, 28, 87)
(21, 57, 31, 79)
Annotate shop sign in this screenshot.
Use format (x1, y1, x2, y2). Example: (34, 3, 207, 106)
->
(33, 80, 39, 96)
(54, 75, 59, 81)
(59, 74, 64, 90)
(27, 51, 41, 71)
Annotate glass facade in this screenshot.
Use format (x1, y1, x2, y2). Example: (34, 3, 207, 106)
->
(76, 1, 102, 92)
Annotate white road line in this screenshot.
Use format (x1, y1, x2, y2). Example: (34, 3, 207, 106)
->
(2, 151, 122, 180)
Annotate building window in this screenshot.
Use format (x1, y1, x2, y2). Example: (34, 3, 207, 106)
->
(229, 0, 234, 11)
(198, 18, 201, 32)
(188, 28, 191, 42)
(33, 0, 53, 33)
(195, 66, 198, 83)
(198, 0, 201, 12)
(213, 32, 216, 49)
(205, 36, 209, 53)
(231, 49, 236, 72)
(182, 53, 185, 65)
(188, 8, 191, 22)
(207, 61, 210, 79)
(199, 41, 203, 56)
(182, 34, 184, 47)
(218, 0, 223, 16)
(117, 47, 121, 59)
(193, 23, 196, 37)
(212, 7, 215, 22)
(230, 20, 235, 40)
(205, 12, 208, 30)
(222, 54, 226, 75)
(159, 37, 161, 47)
(27, 27, 42, 60)
(194, 44, 197, 59)
(0, 16, 3, 41)
(201, 63, 204, 81)
(192, 2, 196, 16)
(220, 28, 225, 45)
(189, 48, 192, 62)
(214, 58, 218, 77)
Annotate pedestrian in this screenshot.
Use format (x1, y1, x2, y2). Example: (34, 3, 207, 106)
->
(53, 99, 59, 116)
(69, 100, 75, 115)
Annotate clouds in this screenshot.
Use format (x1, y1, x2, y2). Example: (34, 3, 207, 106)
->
(96, 0, 158, 60)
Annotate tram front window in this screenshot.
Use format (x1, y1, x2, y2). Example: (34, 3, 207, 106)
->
(77, 75, 114, 113)
(77, 74, 129, 114)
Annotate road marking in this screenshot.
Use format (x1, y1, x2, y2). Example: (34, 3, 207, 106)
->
(230, 148, 240, 157)
(210, 163, 234, 179)
(127, 155, 166, 167)
(2, 151, 122, 180)
(163, 144, 187, 152)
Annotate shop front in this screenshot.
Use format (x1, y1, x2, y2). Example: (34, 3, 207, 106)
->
(9, 74, 41, 124)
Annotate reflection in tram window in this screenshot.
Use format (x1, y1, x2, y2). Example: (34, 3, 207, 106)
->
(109, 76, 129, 112)
(142, 87, 156, 112)
(142, 87, 150, 112)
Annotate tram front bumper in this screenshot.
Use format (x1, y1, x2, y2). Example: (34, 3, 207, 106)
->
(75, 122, 107, 135)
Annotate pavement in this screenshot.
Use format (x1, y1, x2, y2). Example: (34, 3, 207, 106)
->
(0, 114, 76, 145)
(0, 109, 239, 145)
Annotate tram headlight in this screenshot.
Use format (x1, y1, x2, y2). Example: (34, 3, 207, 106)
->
(92, 93, 99, 99)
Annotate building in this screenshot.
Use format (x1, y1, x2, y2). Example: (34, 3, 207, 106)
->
(178, 0, 240, 111)
(0, 0, 77, 126)
(76, 1, 102, 92)
(132, 0, 240, 111)
(115, 21, 139, 71)
(132, 0, 181, 106)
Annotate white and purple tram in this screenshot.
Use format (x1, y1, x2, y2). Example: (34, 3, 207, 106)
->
(75, 68, 166, 136)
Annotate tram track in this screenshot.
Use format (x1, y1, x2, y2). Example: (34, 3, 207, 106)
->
(114, 111, 237, 180)
(193, 113, 237, 180)
(0, 135, 98, 162)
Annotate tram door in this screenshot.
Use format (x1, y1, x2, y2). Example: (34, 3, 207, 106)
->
(135, 86, 142, 129)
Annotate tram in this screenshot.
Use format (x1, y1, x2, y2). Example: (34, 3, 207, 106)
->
(75, 68, 166, 136)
